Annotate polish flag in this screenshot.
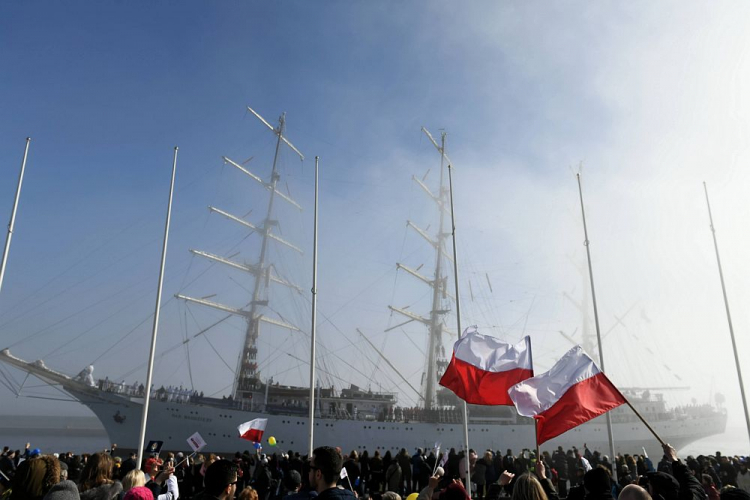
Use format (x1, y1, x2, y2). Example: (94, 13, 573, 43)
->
(439, 326, 533, 405)
(508, 345, 626, 444)
(238, 418, 268, 442)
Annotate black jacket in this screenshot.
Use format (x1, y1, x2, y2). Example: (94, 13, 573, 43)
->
(316, 487, 358, 500)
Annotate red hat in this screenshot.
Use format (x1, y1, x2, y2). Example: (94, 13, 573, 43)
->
(124, 486, 154, 500)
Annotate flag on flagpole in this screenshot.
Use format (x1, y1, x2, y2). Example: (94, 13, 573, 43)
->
(439, 326, 533, 405)
(340, 467, 348, 479)
(238, 418, 268, 442)
(508, 345, 626, 445)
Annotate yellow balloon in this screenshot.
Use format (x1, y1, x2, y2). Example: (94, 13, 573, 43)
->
(268, 436, 277, 446)
(407, 493, 419, 500)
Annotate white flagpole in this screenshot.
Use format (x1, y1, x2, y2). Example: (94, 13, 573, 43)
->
(445, 138, 471, 497)
(308, 156, 320, 457)
(136, 147, 178, 470)
(703, 182, 750, 443)
(0, 138, 31, 296)
(575, 173, 617, 482)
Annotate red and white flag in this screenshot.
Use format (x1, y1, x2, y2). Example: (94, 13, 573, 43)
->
(439, 326, 533, 405)
(508, 345, 626, 444)
(238, 418, 268, 442)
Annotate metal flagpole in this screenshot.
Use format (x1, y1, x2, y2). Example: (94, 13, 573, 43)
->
(575, 173, 617, 482)
(308, 156, 320, 457)
(527, 337, 540, 461)
(445, 141, 471, 497)
(136, 147, 179, 470)
(703, 182, 750, 443)
(0, 138, 31, 296)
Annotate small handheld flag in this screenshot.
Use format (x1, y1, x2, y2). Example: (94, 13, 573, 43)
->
(187, 432, 207, 452)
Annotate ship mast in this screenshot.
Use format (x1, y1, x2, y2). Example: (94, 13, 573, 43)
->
(177, 106, 304, 400)
(388, 128, 452, 409)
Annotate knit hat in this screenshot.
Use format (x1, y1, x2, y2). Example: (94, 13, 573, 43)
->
(42, 480, 80, 500)
(123, 486, 154, 500)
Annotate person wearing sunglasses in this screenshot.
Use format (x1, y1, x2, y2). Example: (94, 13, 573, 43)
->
(194, 459, 238, 500)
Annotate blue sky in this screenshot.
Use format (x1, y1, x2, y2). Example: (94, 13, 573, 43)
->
(2, 1, 750, 450)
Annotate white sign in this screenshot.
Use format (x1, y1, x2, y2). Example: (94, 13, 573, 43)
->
(187, 432, 207, 452)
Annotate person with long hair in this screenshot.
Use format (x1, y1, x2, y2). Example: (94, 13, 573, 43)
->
(8, 455, 60, 500)
(511, 474, 549, 500)
(78, 452, 123, 500)
(120, 469, 147, 498)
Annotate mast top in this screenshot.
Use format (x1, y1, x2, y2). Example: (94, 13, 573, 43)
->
(247, 106, 304, 161)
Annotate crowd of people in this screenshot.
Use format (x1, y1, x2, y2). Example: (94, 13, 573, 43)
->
(0, 441, 748, 500)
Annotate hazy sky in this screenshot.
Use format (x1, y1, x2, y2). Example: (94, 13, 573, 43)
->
(1, 1, 750, 448)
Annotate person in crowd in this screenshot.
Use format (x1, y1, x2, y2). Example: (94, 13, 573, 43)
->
(458, 451, 469, 487)
(385, 455, 402, 493)
(43, 477, 81, 500)
(411, 450, 425, 492)
(343, 452, 361, 493)
(252, 456, 273, 500)
(446, 449, 459, 484)
(658, 443, 706, 500)
(382, 492, 401, 500)
(552, 447, 569, 498)
(472, 452, 487, 500)
(581, 467, 613, 500)
(719, 458, 738, 489)
(619, 484, 652, 500)
(511, 472, 552, 500)
(370, 451, 383, 493)
(283, 469, 317, 500)
(0, 449, 16, 478)
(59, 462, 69, 483)
(721, 488, 750, 500)
(504, 450, 516, 476)
(144, 465, 178, 500)
(239, 486, 260, 500)
(620, 465, 634, 490)
(359, 451, 370, 492)
(702, 474, 720, 500)
(78, 452, 123, 500)
(121, 469, 147, 497)
(9, 455, 61, 500)
(736, 462, 750, 493)
(123, 487, 154, 500)
(308, 446, 356, 500)
(397, 449, 411, 495)
(193, 459, 238, 500)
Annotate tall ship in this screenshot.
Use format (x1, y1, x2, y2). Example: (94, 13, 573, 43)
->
(0, 109, 727, 459)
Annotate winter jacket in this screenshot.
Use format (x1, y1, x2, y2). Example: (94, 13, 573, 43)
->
(736, 470, 750, 493)
(316, 487, 357, 500)
(671, 461, 708, 500)
(386, 463, 402, 493)
(79, 482, 123, 500)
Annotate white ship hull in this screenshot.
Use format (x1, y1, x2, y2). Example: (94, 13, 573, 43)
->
(0, 351, 728, 459)
(72, 388, 726, 459)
